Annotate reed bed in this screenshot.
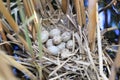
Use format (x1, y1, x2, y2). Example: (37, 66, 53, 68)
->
(0, 0, 119, 80)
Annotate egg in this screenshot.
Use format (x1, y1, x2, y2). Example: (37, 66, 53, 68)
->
(41, 27, 46, 31)
(60, 49, 71, 59)
(61, 31, 71, 42)
(49, 28, 61, 38)
(66, 40, 73, 50)
(53, 36, 62, 45)
(41, 30, 49, 43)
(46, 39, 53, 47)
(47, 46, 60, 55)
(57, 42, 66, 50)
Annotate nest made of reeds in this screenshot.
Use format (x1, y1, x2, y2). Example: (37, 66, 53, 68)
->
(0, 0, 119, 80)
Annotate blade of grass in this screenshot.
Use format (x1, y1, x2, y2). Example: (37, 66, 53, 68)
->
(31, 0, 43, 78)
(17, 0, 33, 55)
(35, 15, 43, 80)
(36, 19, 43, 59)
(30, 0, 43, 58)
(18, 0, 43, 79)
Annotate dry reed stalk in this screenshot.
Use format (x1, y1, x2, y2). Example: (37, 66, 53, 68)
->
(0, 19, 11, 33)
(23, 0, 32, 17)
(83, 31, 100, 80)
(7, 34, 18, 42)
(96, 3, 108, 79)
(0, 50, 36, 80)
(28, 0, 36, 16)
(88, 0, 97, 51)
(20, 0, 37, 41)
(7, 0, 11, 12)
(17, 35, 30, 50)
(49, 72, 68, 80)
(24, 1, 43, 79)
(0, 0, 30, 51)
(32, 0, 41, 14)
(0, 54, 17, 80)
(61, 0, 67, 14)
(0, 0, 19, 33)
(6, 34, 24, 49)
(23, 0, 36, 18)
(101, 27, 118, 35)
(104, 51, 113, 65)
(0, 20, 12, 54)
(23, 0, 38, 34)
(79, 0, 86, 26)
(74, 0, 82, 27)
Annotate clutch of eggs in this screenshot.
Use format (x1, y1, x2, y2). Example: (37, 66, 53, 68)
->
(41, 27, 73, 56)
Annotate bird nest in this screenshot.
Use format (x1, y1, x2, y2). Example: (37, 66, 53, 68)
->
(0, 0, 117, 80)
(32, 18, 103, 80)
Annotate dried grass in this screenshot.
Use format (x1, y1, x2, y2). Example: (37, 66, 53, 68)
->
(0, 0, 119, 80)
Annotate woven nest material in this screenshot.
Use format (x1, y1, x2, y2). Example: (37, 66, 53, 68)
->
(0, 0, 118, 80)
(32, 19, 99, 79)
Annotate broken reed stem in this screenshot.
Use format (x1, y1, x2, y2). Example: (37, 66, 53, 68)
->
(88, 0, 97, 51)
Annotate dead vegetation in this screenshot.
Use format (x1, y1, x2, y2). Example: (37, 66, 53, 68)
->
(0, 0, 119, 80)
